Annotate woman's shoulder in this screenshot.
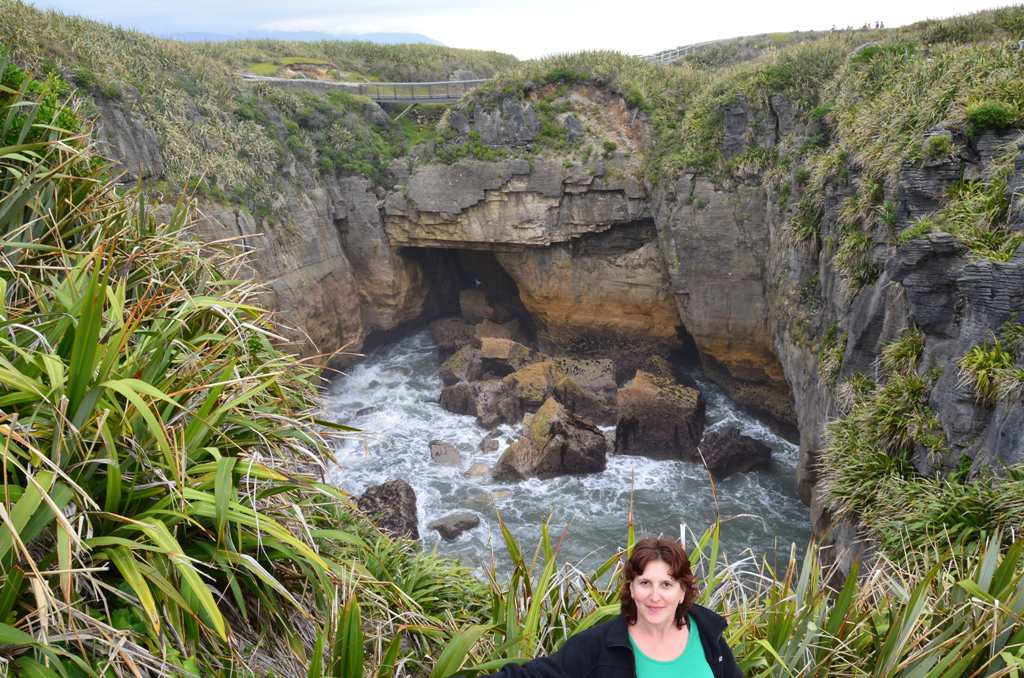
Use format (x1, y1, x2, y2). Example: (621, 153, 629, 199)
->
(564, 615, 627, 649)
(689, 604, 729, 637)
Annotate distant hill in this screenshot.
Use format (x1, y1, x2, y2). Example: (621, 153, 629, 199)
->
(163, 30, 444, 45)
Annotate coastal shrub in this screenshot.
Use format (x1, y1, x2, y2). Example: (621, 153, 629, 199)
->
(786, 194, 822, 242)
(958, 338, 1017, 405)
(833, 229, 878, 291)
(817, 324, 847, 385)
(821, 329, 1024, 571)
(966, 99, 1020, 135)
(879, 326, 924, 376)
(922, 130, 953, 159)
(0, 62, 488, 674)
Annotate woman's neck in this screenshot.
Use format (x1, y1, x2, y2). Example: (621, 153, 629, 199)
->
(630, 615, 685, 642)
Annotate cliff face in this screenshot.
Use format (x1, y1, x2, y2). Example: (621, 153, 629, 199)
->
(384, 157, 680, 366)
(95, 97, 432, 361)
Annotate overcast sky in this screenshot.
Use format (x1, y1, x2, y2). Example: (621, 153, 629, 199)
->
(29, 0, 1015, 59)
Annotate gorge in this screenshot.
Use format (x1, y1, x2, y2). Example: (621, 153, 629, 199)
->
(3, 3, 1024, 673)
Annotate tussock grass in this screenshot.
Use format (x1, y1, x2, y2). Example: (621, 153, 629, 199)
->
(821, 329, 1024, 573)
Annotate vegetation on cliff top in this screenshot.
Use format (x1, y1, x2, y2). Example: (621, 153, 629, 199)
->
(195, 40, 518, 82)
(0, 0, 513, 219)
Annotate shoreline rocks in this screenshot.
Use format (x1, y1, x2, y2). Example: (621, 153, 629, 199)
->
(695, 426, 772, 479)
(428, 512, 481, 541)
(614, 370, 705, 460)
(356, 480, 419, 541)
(493, 397, 607, 480)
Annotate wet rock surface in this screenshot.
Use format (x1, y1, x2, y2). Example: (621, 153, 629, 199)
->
(615, 371, 706, 460)
(429, 440, 462, 466)
(429, 512, 481, 541)
(696, 426, 772, 479)
(493, 397, 607, 480)
(356, 480, 419, 541)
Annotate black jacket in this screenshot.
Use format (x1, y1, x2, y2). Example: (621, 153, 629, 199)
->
(482, 604, 743, 678)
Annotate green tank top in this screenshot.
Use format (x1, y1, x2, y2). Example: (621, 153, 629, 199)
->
(628, 615, 715, 678)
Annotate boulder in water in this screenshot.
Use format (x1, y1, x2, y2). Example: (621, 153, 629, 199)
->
(614, 370, 705, 460)
(475, 379, 522, 429)
(357, 480, 419, 541)
(439, 345, 482, 385)
(429, 440, 462, 466)
(429, 512, 480, 541)
(696, 426, 771, 479)
(493, 397, 607, 480)
(464, 462, 492, 479)
(440, 381, 476, 415)
(479, 432, 501, 452)
(478, 337, 534, 376)
(503, 360, 564, 409)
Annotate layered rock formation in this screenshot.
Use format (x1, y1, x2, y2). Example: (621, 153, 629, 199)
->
(98, 101, 434, 364)
(384, 158, 682, 364)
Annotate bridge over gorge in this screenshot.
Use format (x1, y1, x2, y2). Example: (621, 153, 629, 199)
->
(240, 41, 724, 103)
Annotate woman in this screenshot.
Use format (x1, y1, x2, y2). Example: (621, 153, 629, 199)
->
(483, 537, 743, 677)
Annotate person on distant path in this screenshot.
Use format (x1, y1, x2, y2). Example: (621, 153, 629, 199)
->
(482, 537, 743, 678)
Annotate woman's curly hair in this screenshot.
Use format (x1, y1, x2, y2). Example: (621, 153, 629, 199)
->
(619, 537, 699, 629)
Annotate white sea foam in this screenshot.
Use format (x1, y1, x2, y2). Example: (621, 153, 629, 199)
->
(324, 331, 810, 574)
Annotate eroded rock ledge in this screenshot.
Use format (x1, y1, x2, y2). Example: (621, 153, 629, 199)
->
(384, 157, 647, 250)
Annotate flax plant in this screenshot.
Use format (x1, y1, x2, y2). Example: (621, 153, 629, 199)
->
(0, 58, 485, 676)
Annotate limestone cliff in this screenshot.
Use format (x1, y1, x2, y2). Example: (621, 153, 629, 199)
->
(93, 93, 432, 361)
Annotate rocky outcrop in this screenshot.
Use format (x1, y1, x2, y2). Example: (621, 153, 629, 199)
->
(384, 157, 681, 366)
(652, 174, 791, 425)
(356, 480, 419, 541)
(615, 371, 705, 460)
(696, 426, 772, 479)
(493, 397, 607, 479)
(188, 174, 430, 363)
(428, 512, 480, 541)
(496, 221, 681, 364)
(384, 157, 647, 250)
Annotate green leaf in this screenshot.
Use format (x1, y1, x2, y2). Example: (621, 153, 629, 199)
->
(430, 624, 492, 678)
(333, 593, 363, 678)
(139, 521, 228, 641)
(214, 456, 236, 544)
(106, 547, 161, 634)
(0, 622, 35, 645)
(66, 262, 105, 414)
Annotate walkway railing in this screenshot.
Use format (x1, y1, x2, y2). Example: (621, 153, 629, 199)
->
(641, 40, 722, 65)
(240, 74, 487, 104)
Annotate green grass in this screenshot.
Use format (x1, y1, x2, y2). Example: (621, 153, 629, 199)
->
(817, 324, 846, 385)
(900, 145, 1024, 259)
(958, 336, 1022, 405)
(245, 61, 278, 76)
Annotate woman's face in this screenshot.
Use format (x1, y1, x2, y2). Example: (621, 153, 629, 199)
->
(629, 559, 685, 627)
